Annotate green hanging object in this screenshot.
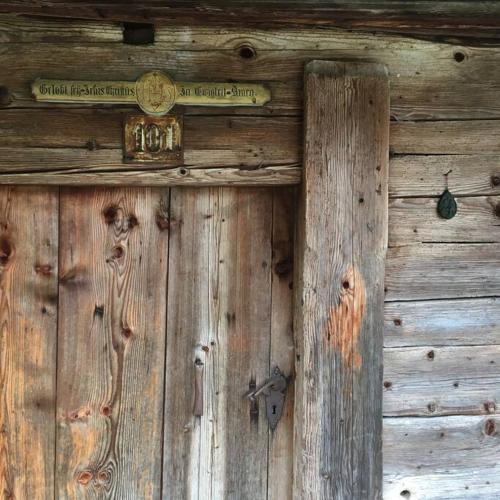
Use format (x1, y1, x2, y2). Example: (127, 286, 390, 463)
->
(437, 188, 457, 219)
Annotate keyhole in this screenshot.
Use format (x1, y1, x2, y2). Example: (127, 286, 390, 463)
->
(272, 405, 277, 415)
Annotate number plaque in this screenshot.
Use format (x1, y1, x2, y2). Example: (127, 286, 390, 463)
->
(124, 114, 183, 164)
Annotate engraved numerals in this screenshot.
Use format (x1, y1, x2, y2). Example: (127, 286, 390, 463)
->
(124, 114, 183, 164)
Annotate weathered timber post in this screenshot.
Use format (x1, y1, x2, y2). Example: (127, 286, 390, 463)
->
(293, 61, 389, 499)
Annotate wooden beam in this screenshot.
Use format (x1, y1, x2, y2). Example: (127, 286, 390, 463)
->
(293, 61, 389, 498)
(0, 187, 58, 499)
(0, 2, 499, 38)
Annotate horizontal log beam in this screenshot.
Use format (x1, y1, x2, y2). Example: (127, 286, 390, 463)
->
(1, 40, 500, 120)
(384, 416, 500, 498)
(384, 297, 500, 347)
(0, 3, 499, 38)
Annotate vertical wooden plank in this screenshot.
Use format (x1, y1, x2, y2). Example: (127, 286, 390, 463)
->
(56, 187, 169, 498)
(163, 187, 273, 499)
(268, 187, 296, 500)
(0, 187, 59, 499)
(293, 61, 389, 499)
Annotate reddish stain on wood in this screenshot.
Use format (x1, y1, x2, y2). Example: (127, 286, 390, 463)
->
(323, 265, 366, 369)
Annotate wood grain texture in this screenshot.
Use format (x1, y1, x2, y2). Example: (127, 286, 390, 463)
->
(0, 163, 302, 187)
(1, 3, 499, 38)
(384, 416, 500, 499)
(1, 39, 500, 119)
(0, 187, 58, 499)
(389, 196, 500, 245)
(56, 187, 169, 498)
(384, 298, 500, 347)
(384, 345, 500, 416)
(385, 243, 500, 301)
(162, 187, 275, 499)
(293, 61, 389, 499)
(391, 121, 500, 154)
(390, 155, 500, 197)
(268, 187, 296, 500)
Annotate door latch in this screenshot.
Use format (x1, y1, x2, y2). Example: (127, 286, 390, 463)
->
(246, 367, 288, 430)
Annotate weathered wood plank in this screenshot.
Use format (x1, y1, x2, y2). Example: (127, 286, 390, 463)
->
(0, 14, 122, 43)
(385, 243, 500, 301)
(384, 345, 500, 416)
(389, 196, 500, 245)
(1, 42, 500, 119)
(0, 163, 302, 186)
(391, 121, 500, 154)
(390, 155, 500, 197)
(56, 187, 168, 498)
(163, 187, 274, 499)
(0, 187, 58, 499)
(0, 111, 301, 165)
(268, 187, 296, 500)
(294, 61, 389, 499)
(1, 3, 499, 38)
(1, 112, 500, 178)
(384, 416, 500, 499)
(384, 298, 500, 347)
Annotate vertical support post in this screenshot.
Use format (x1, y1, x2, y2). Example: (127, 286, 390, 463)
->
(293, 61, 389, 499)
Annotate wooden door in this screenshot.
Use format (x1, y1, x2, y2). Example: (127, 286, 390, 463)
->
(0, 185, 295, 499)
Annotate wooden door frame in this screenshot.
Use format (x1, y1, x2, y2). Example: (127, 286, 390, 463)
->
(0, 59, 389, 499)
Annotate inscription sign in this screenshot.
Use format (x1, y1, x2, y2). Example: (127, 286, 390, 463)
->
(32, 70, 271, 116)
(124, 114, 183, 164)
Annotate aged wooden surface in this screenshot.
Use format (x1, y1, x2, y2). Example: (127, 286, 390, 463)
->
(384, 345, 500, 416)
(389, 196, 500, 245)
(1, 36, 500, 120)
(384, 416, 500, 499)
(384, 298, 500, 347)
(0, 187, 58, 499)
(294, 61, 389, 499)
(3, 111, 500, 155)
(56, 188, 169, 498)
(163, 187, 275, 499)
(1, 2, 499, 38)
(390, 155, 500, 197)
(385, 243, 500, 301)
(269, 187, 296, 500)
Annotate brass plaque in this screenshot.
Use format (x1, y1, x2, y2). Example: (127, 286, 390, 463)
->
(32, 70, 271, 116)
(124, 114, 183, 164)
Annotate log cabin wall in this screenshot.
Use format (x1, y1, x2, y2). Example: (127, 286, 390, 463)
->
(0, 9, 499, 499)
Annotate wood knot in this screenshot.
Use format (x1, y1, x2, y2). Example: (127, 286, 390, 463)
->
(484, 419, 497, 436)
(484, 401, 496, 414)
(103, 205, 119, 224)
(491, 175, 500, 187)
(100, 405, 112, 417)
(427, 350, 435, 360)
(97, 469, 111, 484)
(494, 203, 500, 218)
(35, 264, 52, 276)
(383, 381, 393, 389)
(94, 305, 104, 317)
(393, 318, 402, 326)
(0, 236, 13, 266)
(76, 470, 93, 485)
(121, 327, 133, 339)
(155, 212, 170, 231)
(274, 257, 292, 277)
(127, 214, 139, 228)
(111, 246, 124, 259)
